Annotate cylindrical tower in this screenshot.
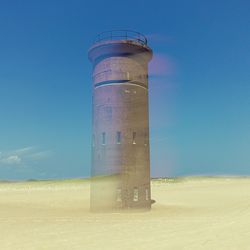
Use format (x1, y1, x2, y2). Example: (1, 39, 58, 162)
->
(88, 30, 153, 211)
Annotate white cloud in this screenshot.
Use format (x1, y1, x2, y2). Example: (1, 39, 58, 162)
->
(0, 146, 51, 167)
(26, 151, 52, 160)
(12, 147, 35, 156)
(0, 155, 22, 165)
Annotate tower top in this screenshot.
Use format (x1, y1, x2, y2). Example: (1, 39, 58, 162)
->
(88, 30, 152, 64)
(94, 30, 148, 46)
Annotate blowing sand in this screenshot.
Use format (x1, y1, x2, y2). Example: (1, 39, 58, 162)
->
(0, 177, 250, 250)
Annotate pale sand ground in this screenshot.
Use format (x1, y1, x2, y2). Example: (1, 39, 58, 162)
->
(0, 177, 250, 250)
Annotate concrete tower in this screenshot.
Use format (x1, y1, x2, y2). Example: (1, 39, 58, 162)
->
(88, 30, 153, 211)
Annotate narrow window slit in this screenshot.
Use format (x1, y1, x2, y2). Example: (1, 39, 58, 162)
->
(102, 132, 106, 145)
(133, 188, 139, 201)
(133, 132, 136, 144)
(116, 131, 121, 144)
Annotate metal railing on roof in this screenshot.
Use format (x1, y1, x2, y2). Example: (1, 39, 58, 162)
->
(94, 30, 148, 46)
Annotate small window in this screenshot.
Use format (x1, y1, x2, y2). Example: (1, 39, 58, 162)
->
(145, 188, 149, 201)
(117, 188, 122, 202)
(116, 131, 121, 144)
(132, 132, 136, 144)
(102, 132, 106, 145)
(133, 188, 139, 201)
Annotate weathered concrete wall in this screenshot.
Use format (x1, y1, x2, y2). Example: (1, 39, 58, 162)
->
(89, 39, 153, 211)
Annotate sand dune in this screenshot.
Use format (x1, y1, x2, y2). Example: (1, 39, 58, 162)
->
(0, 177, 250, 250)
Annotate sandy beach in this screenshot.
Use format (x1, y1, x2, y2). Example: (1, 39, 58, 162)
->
(0, 177, 250, 250)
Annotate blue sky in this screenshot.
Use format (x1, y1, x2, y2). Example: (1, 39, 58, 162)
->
(0, 0, 249, 180)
